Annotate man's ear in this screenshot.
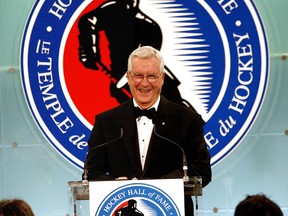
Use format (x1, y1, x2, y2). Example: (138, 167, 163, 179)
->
(161, 72, 165, 83)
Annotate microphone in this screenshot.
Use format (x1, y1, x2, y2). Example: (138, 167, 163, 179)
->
(82, 128, 124, 185)
(153, 126, 189, 183)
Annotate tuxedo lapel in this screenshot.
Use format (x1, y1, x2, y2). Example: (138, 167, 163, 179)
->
(143, 131, 164, 175)
(142, 96, 170, 175)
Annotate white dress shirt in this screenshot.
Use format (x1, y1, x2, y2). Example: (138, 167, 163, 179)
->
(133, 97, 160, 169)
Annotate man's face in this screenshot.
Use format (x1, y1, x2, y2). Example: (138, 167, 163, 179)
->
(127, 57, 164, 109)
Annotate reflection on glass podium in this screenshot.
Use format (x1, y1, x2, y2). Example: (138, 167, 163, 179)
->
(68, 181, 89, 216)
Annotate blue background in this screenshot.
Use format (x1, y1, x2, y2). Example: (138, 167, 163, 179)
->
(1, 1, 288, 215)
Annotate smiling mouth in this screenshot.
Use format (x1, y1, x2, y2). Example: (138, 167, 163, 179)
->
(138, 89, 151, 94)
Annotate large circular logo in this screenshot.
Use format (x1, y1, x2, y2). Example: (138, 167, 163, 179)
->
(20, 0, 269, 168)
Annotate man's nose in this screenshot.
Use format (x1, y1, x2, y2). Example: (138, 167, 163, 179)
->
(140, 76, 150, 85)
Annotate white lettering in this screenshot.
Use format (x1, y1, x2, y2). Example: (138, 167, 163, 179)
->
(217, 0, 238, 14)
(69, 134, 88, 150)
(219, 116, 237, 136)
(49, 0, 73, 20)
(229, 33, 253, 114)
(37, 56, 74, 134)
(204, 132, 219, 149)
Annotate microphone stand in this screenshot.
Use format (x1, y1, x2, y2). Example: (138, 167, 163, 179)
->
(82, 163, 89, 186)
(153, 125, 203, 215)
(82, 128, 124, 185)
(153, 126, 190, 183)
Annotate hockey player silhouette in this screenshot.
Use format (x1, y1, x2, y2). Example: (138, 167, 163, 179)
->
(114, 199, 144, 216)
(78, 0, 193, 108)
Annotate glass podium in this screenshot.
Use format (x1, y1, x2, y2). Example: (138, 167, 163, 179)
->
(68, 181, 89, 216)
(67, 177, 202, 216)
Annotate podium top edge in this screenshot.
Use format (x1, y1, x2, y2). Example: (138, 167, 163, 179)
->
(68, 181, 87, 187)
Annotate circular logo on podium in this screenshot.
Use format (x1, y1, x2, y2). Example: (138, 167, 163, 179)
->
(95, 183, 181, 215)
(21, 0, 269, 168)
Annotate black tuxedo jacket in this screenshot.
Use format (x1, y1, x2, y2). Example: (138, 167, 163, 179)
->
(86, 96, 211, 186)
(86, 96, 211, 215)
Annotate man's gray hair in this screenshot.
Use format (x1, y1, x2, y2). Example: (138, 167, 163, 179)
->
(127, 46, 164, 72)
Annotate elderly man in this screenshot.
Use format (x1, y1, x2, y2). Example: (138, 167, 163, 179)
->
(85, 46, 212, 215)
